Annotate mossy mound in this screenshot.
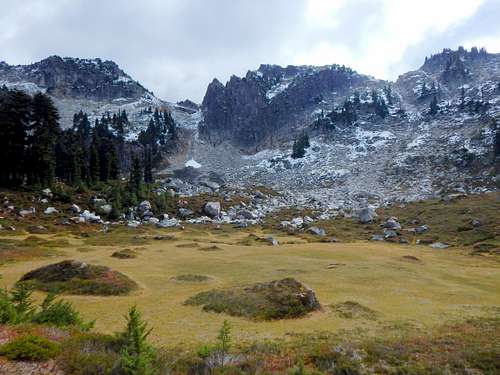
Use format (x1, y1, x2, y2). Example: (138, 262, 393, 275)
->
(111, 249, 138, 259)
(330, 301, 379, 320)
(185, 278, 320, 320)
(18, 260, 137, 296)
(171, 274, 212, 282)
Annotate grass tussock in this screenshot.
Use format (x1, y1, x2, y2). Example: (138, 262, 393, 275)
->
(330, 301, 380, 320)
(18, 260, 137, 296)
(111, 249, 138, 259)
(171, 274, 212, 283)
(185, 278, 320, 320)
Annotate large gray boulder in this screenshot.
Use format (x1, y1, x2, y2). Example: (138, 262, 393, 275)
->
(357, 207, 377, 223)
(203, 202, 221, 218)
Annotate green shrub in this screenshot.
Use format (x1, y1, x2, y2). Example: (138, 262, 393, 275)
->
(32, 293, 94, 331)
(0, 284, 35, 324)
(0, 335, 60, 361)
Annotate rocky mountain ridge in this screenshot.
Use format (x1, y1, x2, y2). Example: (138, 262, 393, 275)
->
(0, 55, 202, 132)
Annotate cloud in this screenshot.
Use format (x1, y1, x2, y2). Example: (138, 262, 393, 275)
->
(0, 0, 498, 101)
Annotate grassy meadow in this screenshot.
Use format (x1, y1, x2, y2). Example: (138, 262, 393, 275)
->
(1, 224, 498, 349)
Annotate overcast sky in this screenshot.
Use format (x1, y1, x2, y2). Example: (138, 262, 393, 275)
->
(1, 0, 499, 102)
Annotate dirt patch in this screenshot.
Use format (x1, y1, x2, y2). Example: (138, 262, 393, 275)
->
(400, 255, 422, 262)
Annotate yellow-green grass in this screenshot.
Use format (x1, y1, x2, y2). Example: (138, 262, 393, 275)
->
(1, 226, 498, 349)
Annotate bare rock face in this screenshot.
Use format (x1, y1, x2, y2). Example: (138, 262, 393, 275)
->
(200, 64, 369, 151)
(0, 56, 148, 101)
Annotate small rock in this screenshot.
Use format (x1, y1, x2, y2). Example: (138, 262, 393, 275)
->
(307, 226, 326, 236)
(266, 236, 279, 246)
(178, 208, 193, 218)
(138, 200, 152, 213)
(382, 218, 401, 230)
(430, 242, 450, 249)
(41, 188, 52, 198)
(471, 219, 481, 227)
(127, 220, 141, 228)
(304, 216, 314, 224)
(98, 204, 112, 215)
(371, 234, 384, 241)
(19, 207, 36, 217)
(44, 207, 58, 215)
(69, 204, 81, 214)
(415, 225, 429, 234)
(383, 229, 398, 239)
(291, 217, 304, 226)
(40, 198, 49, 204)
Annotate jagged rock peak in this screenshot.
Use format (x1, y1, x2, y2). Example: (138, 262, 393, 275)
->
(0, 55, 149, 101)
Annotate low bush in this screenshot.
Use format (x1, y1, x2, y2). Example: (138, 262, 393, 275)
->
(0, 334, 60, 361)
(57, 333, 122, 375)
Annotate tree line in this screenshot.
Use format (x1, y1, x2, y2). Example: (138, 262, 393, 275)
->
(0, 86, 178, 189)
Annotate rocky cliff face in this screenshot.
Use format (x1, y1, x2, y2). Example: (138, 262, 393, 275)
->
(200, 48, 500, 152)
(200, 64, 375, 151)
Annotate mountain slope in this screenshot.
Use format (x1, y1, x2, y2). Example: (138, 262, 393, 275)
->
(0, 56, 201, 134)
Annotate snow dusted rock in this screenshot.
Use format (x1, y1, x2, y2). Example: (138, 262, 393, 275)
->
(357, 207, 377, 224)
(44, 207, 58, 215)
(42, 188, 52, 198)
(19, 207, 35, 217)
(98, 204, 112, 215)
(200, 180, 220, 191)
(416, 225, 429, 234)
(127, 220, 141, 228)
(81, 210, 101, 223)
(382, 218, 401, 230)
(138, 200, 152, 213)
(471, 219, 481, 227)
(159, 214, 169, 221)
(291, 217, 304, 227)
(307, 226, 326, 236)
(383, 229, 398, 239)
(40, 198, 49, 204)
(280, 221, 291, 228)
(147, 217, 160, 225)
(430, 242, 450, 249)
(203, 202, 221, 218)
(70, 204, 81, 214)
(177, 208, 193, 218)
(238, 209, 257, 220)
(157, 218, 180, 228)
(142, 210, 155, 219)
(266, 236, 279, 246)
(304, 216, 314, 224)
(371, 234, 384, 241)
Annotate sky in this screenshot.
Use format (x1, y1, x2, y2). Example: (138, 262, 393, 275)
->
(1, 0, 499, 102)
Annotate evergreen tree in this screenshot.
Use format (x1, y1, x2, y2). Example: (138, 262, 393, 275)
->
(119, 306, 156, 375)
(129, 155, 143, 197)
(27, 93, 61, 185)
(89, 144, 100, 185)
(144, 147, 153, 184)
(0, 88, 31, 186)
(430, 95, 439, 115)
(291, 133, 310, 159)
